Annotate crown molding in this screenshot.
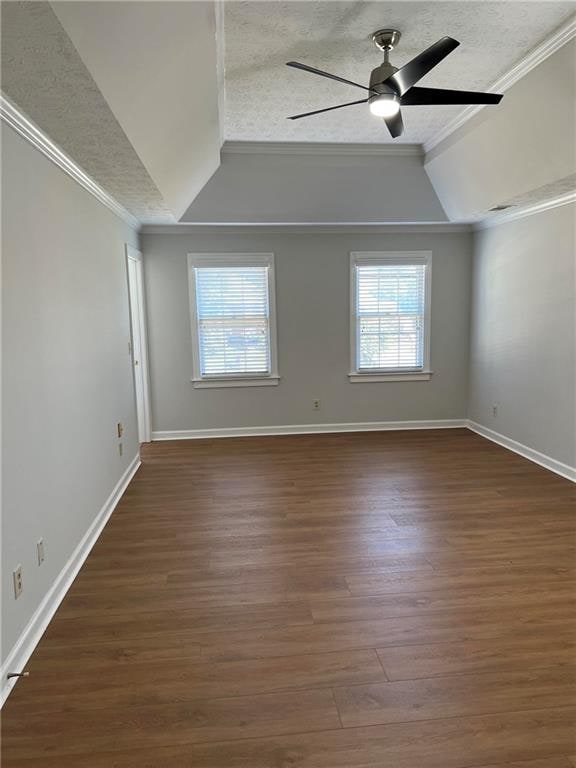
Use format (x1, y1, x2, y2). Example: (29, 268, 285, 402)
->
(474, 190, 576, 230)
(1, 95, 140, 231)
(222, 141, 424, 158)
(425, 13, 576, 154)
(215, 1, 226, 147)
(141, 221, 471, 235)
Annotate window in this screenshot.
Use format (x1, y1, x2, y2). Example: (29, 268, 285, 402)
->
(349, 251, 432, 382)
(188, 253, 279, 388)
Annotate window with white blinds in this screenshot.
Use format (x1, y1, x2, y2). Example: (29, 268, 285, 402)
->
(188, 254, 278, 387)
(351, 252, 431, 378)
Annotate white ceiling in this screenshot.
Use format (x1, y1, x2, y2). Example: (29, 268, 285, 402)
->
(223, 1, 575, 144)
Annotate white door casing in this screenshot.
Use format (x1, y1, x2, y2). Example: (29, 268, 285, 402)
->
(126, 245, 151, 443)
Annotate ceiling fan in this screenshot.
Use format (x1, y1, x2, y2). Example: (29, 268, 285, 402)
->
(286, 30, 503, 138)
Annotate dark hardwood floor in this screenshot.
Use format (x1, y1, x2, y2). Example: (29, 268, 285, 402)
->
(2, 428, 575, 767)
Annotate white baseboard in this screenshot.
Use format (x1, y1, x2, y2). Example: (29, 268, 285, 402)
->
(467, 421, 576, 483)
(153, 420, 575, 483)
(1, 454, 141, 707)
(152, 419, 468, 441)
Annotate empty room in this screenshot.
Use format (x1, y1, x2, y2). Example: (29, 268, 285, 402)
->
(1, 1, 575, 765)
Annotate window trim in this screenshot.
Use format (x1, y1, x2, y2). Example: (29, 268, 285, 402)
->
(187, 252, 279, 388)
(349, 251, 432, 383)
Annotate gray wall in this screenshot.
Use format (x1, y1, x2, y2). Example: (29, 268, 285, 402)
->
(142, 230, 472, 432)
(182, 151, 447, 223)
(468, 204, 576, 469)
(2, 125, 139, 661)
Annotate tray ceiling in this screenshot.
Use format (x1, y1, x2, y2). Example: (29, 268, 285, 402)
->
(2, 1, 573, 223)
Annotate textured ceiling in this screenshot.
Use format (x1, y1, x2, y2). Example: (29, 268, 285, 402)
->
(224, 1, 575, 143)
(1, 1, 174, 223)
(502, 173, 576, 209)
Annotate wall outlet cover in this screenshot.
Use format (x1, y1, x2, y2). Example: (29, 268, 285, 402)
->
(37, 539, 45, 565)
(13, 566, 23, 599)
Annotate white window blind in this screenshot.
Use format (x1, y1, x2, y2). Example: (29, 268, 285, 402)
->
(194, 263, 272, 377)
(353, 254, 429, 372)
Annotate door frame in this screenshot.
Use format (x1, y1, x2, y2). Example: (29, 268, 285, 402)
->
(126, 244, 151, 443)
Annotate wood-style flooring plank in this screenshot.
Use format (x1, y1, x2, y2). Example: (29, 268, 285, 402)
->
(309, 583, 575, 623)
(4, 688, 341, 759)
(345, 564, 573, 596)
(12, 650, 386, 713)
(377, 630, 576, 680)
(465, 760, 574, 768)
(333, 667, 576, 727)
(200, 603, 573, 662)
(5, 709, 575, 768)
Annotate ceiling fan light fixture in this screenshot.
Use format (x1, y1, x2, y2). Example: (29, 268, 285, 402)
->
(369, 94, 400, 118)
(286, 32, 503, 137)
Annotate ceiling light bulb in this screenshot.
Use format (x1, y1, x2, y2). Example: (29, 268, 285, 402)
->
(369, 95, 400, 118)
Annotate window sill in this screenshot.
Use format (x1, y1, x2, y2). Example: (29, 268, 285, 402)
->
(348, 371, 433, 383)
(192, 376, 280, 389)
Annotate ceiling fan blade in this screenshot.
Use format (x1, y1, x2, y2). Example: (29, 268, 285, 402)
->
(401, 86, 503, 105)
(384, 109, 404, 138)
(288, 98, 368, 120)
(386, 37, 460, 95)
(287, 62, 376, 94)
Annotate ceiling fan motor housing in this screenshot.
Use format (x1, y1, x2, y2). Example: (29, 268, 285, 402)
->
(368, 62, 399, 114)
(369, 62, 398, 93)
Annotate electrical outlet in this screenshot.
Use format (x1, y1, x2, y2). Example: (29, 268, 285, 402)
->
(117, 422, 124, 438)
(13, 566, 23, 599)
(118, 442, 123, 457)
(492, 404, 498, 417)
(37, 538, 45, 566)
(313, 399, 321, 410)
